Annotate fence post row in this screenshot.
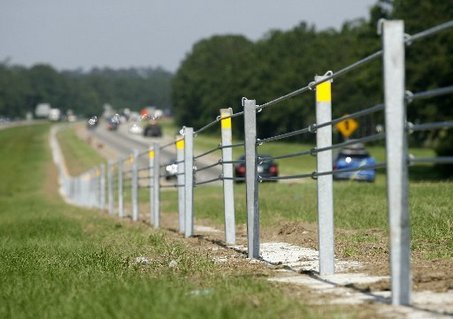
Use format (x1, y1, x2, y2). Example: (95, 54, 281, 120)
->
(176, 136, 185, 233)
(132, 150, 139, 222)
(108, 160, 114, 215)
(118, 159, 124, 218)
(220, 108, 236, 245)
(184, 127, 194, 238)
(315, 74, 335, 276)
(382, 20, 411, 306)
(65, 19, 453, 309)
(148, 146, 154, 225)
(100, 164, 106, 210)
(152, 143, 160, 229)
(243, 98, 260, 259)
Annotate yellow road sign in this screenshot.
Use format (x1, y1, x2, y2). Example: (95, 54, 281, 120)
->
(336, 118, 359, 138)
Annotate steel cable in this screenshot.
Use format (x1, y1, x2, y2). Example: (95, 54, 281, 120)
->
(262, 148, 313, 162)
(314, 133, 385, 154)
(194, 176, 223, 186)
(257, 51, 382, 112)
(194, 145, 221, 159)
(194, 118, 221, 136)
(315, 162, 387, 178)
(316, 104, 385, 130)
(409, 86, 453, 102)
(195, 160, 222, 172)
(257, 126, 311, 145)
(410, 121, 453, 132)
(408, 20, 453, 43)
(409, 156, 453, 164)
(160, 183, 184, 188)
(220, 142, 245, 149)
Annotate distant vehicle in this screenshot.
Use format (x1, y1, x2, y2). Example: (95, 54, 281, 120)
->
(143, 120, 162, 137)
(165, 158, 178, 180)
(35, 103, 51, 118)
(106, 116, 119, 131)
(87, 116, 99, 129)
(234, 154, 278, 182)
(333, 142, 376, 182)
(67, 115, 77, 122)
(48, 108, 61, 121)
(129, 123, 143, 135)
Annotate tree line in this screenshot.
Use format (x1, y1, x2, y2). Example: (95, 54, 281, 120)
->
(0, 64, 173, 118)
(172, 0, 452, 151)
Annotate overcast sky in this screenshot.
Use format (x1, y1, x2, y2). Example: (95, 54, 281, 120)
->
(0, 0, 378, 72)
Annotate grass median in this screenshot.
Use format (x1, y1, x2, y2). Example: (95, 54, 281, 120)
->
(1, 124, 356, 319)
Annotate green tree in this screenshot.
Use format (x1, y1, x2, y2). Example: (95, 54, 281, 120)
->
(172, 35, 254, 131)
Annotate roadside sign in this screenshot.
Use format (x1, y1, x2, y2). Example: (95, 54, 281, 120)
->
(336, 118, 358, 138)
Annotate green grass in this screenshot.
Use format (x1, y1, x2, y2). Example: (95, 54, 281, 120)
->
(59, 122, 451, 261)
(181, 179, 452, 260)
(57, 125, 105, 176)
(0, 124, 349, 319)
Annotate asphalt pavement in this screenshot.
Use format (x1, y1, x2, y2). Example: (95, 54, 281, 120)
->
(87, 120, 223, 185)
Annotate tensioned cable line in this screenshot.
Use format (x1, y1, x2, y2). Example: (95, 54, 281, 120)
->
(316, 103, 385, 130)
(314, 133, 385, 154)
(261, 148, 313, 162)
(408, 86, 453, 102)
(407, 20, 453, 43)
(257, 126, 311, 145)
(257, 50, 382, 112)
(220, 142, 245, 149)
(195, 161, 222, 172)
(193, 110, 245, 136)
(160, 183, 184, 189)
(410, 157, 453, 164)
(194, 145, 221, 159)
(195, 176, 223, 186)
(260, 172, 313, 182)
(410, 121, 453, 132)
(314, 162, 387, 178)
(256, 21, 452, 113)
(137, 167, 152, 173)
(194, 117, 221, 136)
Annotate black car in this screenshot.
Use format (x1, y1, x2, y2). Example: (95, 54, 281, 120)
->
(234, 154, 278, 182)
(143, 121, 162, 137)
(106, 116, 119, 131)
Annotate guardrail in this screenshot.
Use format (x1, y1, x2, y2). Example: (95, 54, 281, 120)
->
(58, 19, 453, 307)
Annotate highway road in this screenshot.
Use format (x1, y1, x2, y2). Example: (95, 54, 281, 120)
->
(86, 120, 223, 186)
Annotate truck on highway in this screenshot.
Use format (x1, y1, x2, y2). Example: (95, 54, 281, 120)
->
(48, 108, 61, 122)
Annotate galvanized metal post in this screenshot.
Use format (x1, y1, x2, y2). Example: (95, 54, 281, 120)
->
(153, 143, 160, 228)
(220, 108, 236, 245)
(184, 127, 194, 238)
(100, 164, 106, 210)
(107, 160, 114, 215)
(382, 20, 411, 306)
(132, 150, 139, 222)
(94, 170, 98, 207)
(148, 146, 155, 225)
(315, 74, 335, 276)
(243, 98, 259, 259)
(176, 136, 185, 233)
(118, 159, 124, 218)
(76, 177, 80, 205)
